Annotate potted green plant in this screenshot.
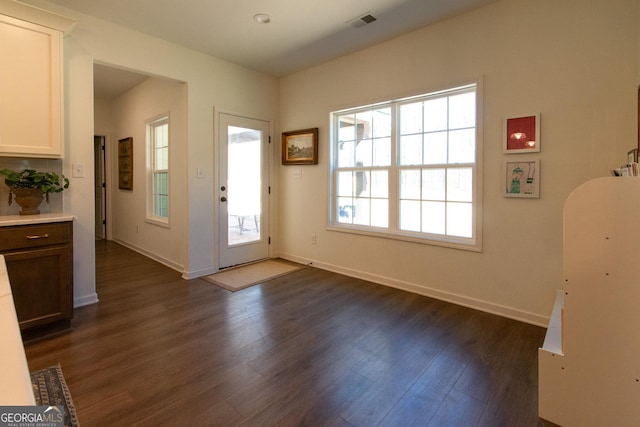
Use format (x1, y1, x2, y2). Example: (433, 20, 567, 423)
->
(0, 168, 69, 215)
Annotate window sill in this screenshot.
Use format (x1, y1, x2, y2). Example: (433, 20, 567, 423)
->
(326, 224, 482, 252)
(145, 217, 170, 229)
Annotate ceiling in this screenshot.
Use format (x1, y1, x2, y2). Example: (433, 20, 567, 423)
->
(23, 0, 495, 99)
(92, 65, 151, 101)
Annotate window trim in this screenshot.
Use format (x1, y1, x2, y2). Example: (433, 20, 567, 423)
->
(328, 80, 483, 252)
(146, 113, 170, 227)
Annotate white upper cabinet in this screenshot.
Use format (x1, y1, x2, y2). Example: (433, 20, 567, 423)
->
(0, 1, 75, 158)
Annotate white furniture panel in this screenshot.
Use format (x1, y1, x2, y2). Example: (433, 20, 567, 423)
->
(0, 255, 35, 405)
(539, 177, 640, 426)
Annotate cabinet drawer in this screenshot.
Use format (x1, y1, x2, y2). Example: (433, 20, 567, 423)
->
(0, 222, 72, 251)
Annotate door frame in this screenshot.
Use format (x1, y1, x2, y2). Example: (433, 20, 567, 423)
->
(214, 110, 273, 271)
(94, 135, 106, 239)
(94, 134, 114, 241)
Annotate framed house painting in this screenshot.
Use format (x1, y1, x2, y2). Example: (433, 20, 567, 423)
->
(282, 128, 318, 165)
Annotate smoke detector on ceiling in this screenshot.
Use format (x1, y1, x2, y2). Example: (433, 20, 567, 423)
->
(347, 12, 377, 28)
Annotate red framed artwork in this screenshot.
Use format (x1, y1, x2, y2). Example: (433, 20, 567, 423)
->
(504, 114, 540, 153)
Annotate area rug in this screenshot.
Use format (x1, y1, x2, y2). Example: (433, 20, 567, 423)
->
(203, 259, 304, 291)
(30, 364, 80, 427)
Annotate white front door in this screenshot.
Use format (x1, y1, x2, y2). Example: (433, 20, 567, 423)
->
(218, 113, 270, 268)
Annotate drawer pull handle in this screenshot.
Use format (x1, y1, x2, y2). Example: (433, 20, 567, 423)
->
(26, 234, 49, 240)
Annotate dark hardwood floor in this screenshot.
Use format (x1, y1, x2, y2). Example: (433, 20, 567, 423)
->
(24, 240, 550, 426)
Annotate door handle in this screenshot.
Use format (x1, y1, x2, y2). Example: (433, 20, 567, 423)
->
(220, 197, 227, 202)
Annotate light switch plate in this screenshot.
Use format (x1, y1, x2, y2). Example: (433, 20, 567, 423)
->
(72, 163, 85, 178)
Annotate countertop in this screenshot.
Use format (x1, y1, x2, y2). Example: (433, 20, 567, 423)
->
(0, 255, 36, 405)
(0, 213, 75, 227)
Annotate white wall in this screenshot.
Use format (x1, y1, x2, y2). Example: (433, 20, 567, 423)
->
(25, 0, 638, 325)
(25, 0, 279, 305)
(94, 98, 113, 137)
(102, 77, 187, 270)
(278, 0, 639, 325)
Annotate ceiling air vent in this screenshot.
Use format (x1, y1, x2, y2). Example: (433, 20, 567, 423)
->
(347, 12, 377, 28)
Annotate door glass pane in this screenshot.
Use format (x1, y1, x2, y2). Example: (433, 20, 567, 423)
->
(227, 126, 261, 245)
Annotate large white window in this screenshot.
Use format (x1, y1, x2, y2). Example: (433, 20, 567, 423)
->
(329, 83, 481, 250)
(147, 115, 169, 224)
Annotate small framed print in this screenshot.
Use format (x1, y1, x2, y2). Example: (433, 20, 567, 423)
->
(627, 148, 638, 164)
(118, 137, 133, 190)
(504, 159, 540, 198)
(282, 128, 318, 165)
(504, 114, 540, 153)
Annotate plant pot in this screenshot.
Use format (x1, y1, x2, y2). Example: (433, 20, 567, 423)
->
(9, 187, 45, 215)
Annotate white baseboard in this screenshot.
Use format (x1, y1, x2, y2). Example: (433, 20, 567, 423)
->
(74, 293, 98, 308)
(112, 238, 184, 273)
(182, 266, 217, 280)
(279, 252, 548, 327)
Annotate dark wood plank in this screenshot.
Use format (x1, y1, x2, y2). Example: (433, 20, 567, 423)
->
(24, 240, 548, 426)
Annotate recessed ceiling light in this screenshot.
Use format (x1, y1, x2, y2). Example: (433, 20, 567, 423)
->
(253, 14, 272, 24)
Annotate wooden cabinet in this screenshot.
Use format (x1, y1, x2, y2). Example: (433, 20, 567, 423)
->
(0, 3, 75, 158)
(0, 221, 73, 336)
